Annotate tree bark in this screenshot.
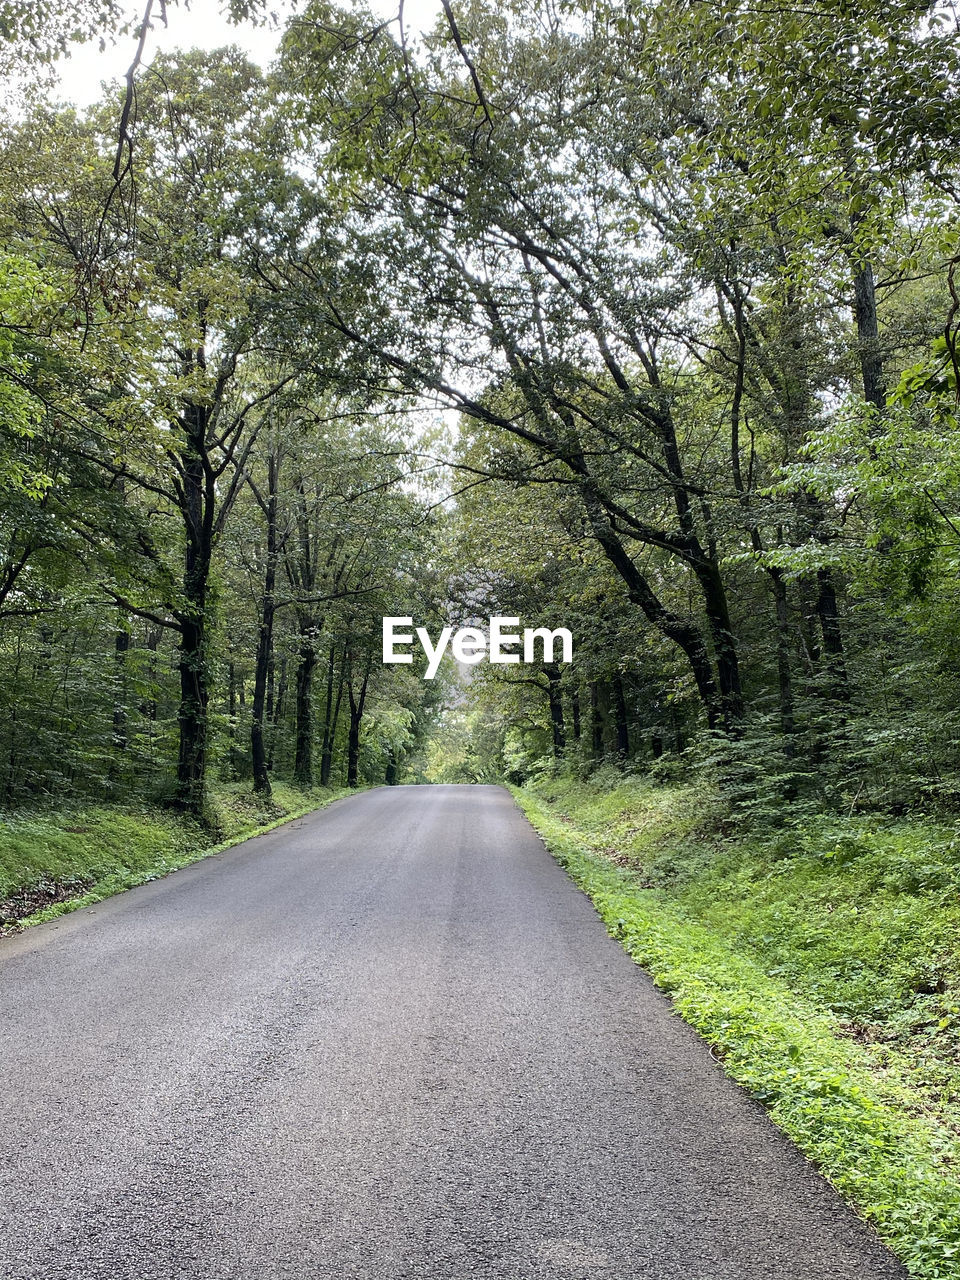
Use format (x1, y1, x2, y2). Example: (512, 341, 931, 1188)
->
(612, 674, 630, 760)
(113, 623, 129, 755)
(175, 405, 215, 818)
(177, 616, 210, 815)
(320, 643, 344, 787)
(590, 681, 604, 760)
(251, 448, 279, 795)
(852, 258, 886, 413)
(285, 483, 344, 788)
(545, 664, 566, 756)
(346, 651, 372, 788)
(587, 503, 723, 729)
(293, 633, 317, 785)
(269, 655, 287, 770)
(769, 568, 796, 748)
(815, 568, 849, 703)
(695, 559, 744, 727)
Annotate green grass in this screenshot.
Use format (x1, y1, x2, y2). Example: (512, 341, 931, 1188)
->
(0, 780, 356, 932)
(513, 773, 960, 1279)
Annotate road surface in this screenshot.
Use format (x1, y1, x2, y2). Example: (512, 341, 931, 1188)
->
(0, 785, 905, 1279)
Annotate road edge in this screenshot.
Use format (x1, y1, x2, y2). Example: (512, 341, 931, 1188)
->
(5, 787, 372, 936)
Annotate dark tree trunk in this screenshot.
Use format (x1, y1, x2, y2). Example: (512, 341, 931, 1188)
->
(228, 660, 237, 725)
(139, 628, 161, 722)
(769, 568, 796, 747)
(853, 259, 885, 413)
(590, 682, 604, 760)
(644, 400, 744, 730)
(545, 664, 566, 756)
(175, 411, 215, 818)
(612, 674, 630, 760)
(662, 360, 745, 725)
(285, 478, 338, 787)
(816, 568, 849, 703)
(347, 712, 360, 788)
(695, 560, 744, 729)
(571, 689, 581, 741)
(586, 504, 724, 729)
(177, 615, 210, 816)
(797, 576, 821, 670)
(671, 705, 683, 755)
(293, 633, 317, 785)
(346, 653, 372, 788)
(320, 644, 345, 787)
(227, 658, 243, 777)
(4, 645, 22, 804)
(269, 656, 287, 770)
(251, 449, 279, 795)
(113, 624, 129, 754)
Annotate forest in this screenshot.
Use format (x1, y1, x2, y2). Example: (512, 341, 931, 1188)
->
(2, 0, 959, 812)
(3, 0, 960, 1271)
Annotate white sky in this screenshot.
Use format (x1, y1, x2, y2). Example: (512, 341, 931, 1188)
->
(51, 0, 442, 107)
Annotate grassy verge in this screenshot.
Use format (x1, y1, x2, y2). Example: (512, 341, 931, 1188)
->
(513, 773, 960, 1279)
(0, 781, 356, 934)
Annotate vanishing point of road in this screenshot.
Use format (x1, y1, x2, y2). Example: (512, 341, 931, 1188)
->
(0, 785, 905, 1279)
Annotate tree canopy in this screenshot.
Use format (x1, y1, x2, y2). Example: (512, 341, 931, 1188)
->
(0, 0, 958, 817)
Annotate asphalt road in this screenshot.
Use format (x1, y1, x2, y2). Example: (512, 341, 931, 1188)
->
(0, 784, 906, 1280)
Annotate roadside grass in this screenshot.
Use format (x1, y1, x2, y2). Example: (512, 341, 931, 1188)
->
(513, 774, 960, 1280)
(0, 781, 355, 933)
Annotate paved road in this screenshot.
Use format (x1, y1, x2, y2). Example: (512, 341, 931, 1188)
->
(0, 785, 905, 1280)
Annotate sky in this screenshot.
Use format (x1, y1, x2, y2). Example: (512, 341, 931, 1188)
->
(52, 0, 443, 107)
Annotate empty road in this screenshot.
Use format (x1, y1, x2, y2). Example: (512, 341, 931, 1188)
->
(0, 785, 904, 1279)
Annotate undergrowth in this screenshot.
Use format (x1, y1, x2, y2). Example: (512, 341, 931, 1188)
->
(514, 772, 960, 1279)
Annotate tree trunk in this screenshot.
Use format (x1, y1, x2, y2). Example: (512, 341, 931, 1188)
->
(293, 633, 317, 785)
(266, 651, 275, 726)
(571, 689, 581, 741)
(583, 494, 724, 729)
(590, 681, 604, 760)
(612, 674, 630, 760)
(769, 568, 796, 747)
(227, 658, 243, 778)
(285, 478, 339, 787)
(853, 258, 886, 414)
(269, 655, 287, 770)
(113, 624, 129, 755)
(251, 449, 279, 795)
(228, 660, 237, 727)
(177, 615, 210, 816)
(695, 559, 744, 729)
(175, 413, 214, 819)
(139, 628, 161, 722)
(320, 644, 344, 787)
(545, 664, 566, 757)
(816, 568, 849, 704)
(346, 653, 371, 788)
